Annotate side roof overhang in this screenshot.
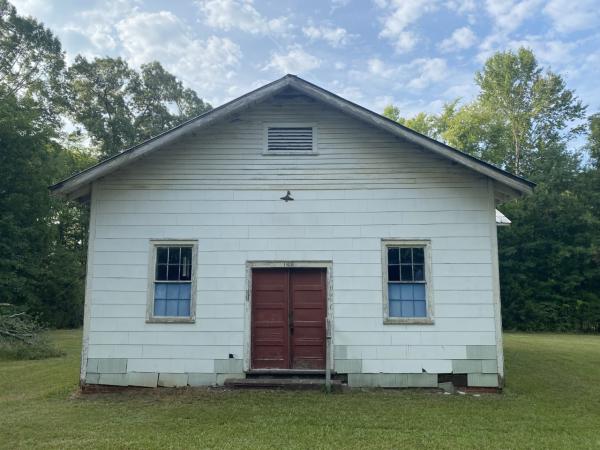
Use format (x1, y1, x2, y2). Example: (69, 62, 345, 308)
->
(49, 74, 535, 201)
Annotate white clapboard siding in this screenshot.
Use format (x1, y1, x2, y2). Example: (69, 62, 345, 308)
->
(86, 93, 500, 375)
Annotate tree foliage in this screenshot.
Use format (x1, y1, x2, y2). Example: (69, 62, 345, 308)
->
(385, 47, 600, 332)
(67, 57, 212, 158)
(0, 2, 212, 329)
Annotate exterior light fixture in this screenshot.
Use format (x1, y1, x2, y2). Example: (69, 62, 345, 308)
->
(280, 191, 294, 202)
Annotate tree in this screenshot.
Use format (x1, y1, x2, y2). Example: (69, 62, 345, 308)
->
(588, 113, 600, 167)
(0, 0, 65, 121)
(474, 48, 586, 175)
(67, 57, 212, 158)
(383, 48, 599, 332)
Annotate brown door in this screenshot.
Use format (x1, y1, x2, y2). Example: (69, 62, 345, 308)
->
(251, 268, 326, 370)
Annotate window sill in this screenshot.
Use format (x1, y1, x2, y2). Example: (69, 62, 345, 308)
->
(384, 317, 434, 325)
(146, 317, 195, 324)
(262, 151, 319, 156)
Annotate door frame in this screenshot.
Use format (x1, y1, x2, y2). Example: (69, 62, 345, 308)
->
(244, 261, 333, 373)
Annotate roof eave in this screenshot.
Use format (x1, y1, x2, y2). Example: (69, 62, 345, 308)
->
(50, 75, 294, 197)
(50, 74, 535, 199)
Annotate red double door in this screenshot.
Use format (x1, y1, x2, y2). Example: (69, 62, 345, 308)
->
(251, 268, 327, 370)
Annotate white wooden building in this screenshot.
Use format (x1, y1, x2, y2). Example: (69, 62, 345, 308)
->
(51, 75, 534, 390)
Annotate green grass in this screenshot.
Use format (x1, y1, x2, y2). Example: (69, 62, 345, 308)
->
(1, 331, 599, 449)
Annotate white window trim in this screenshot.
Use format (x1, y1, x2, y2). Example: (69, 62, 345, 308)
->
(146, 239, 198, 324)
(381, 239, 434, 325)
(262, 122, 318, 156)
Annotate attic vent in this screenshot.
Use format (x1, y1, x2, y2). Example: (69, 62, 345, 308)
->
(267, 127, 314, 153)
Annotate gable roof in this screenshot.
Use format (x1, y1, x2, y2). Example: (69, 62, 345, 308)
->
(50, 74, 535, 199)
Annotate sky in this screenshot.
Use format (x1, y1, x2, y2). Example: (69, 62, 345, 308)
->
(10, 0, 600, 118)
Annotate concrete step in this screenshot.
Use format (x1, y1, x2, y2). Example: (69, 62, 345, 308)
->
(224, 377, 343, 391)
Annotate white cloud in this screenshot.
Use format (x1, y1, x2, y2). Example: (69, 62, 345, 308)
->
(264, 46, 321, 74)
(61, 0, 140, 53)
(445, 0, 476, 14)
(302, 25, 353, 47)
(367, 58, 395, 78)
(407, 58, 448, 89)
(439, 26, 477, 52)
(330, 0, 351, 12)
(115, 11, 241, 95)
(196, 0, 292, 35)
(485, 0, 542, 33)
(9, 0, 52, 18)
(544, 0, 600, 33)
(376, 0, 439, 53)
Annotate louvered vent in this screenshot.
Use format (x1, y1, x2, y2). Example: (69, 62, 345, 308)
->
(267, 127, 313, 152)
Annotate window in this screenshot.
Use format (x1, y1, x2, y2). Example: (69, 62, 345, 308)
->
(264, 124, 316, 155)
(382, 240, 433, 324)
(147, 241, 197, 323)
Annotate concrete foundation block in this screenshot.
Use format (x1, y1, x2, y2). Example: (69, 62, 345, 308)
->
(438, 381, 455, 394)
(482, 359, 498, 374)
(216, 373, 245, 385)
(406, 373, 438, 387)
(466, 345, 497, 360)
(188, 373, 217, 386)
(97, 358, 127, 374)
(158, 373, 188, 387)
(127, 372, 158, 388)
(468, 373, 499, 387)
(214, 359, 243, 374)
(452, 359, 482, 373)
(98, 373, 128, 386)
(334, 359, 362, 374)
(85, 372, 100, 384)
(348, 373, 437, 388)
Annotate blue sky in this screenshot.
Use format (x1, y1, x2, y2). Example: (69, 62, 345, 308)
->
(11, 0, 600, 118)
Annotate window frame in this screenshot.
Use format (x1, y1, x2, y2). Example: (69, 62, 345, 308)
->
(262, 122, 318, 156)
(382, 239, 434, 325)
(146, 239, 198, 323)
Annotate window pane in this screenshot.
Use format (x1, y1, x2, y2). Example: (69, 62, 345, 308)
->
(165, 299, 178, 316)
(413, 284, 426, 300)
(388, 265, 400, 281)
(167, 264, 180, 280)
(400, 300, 414, 317)
(156, 264, 168, 281)
(413, 247, 424, 264)
(389, 300, 402, 317)
(154, 283, 167, 299)
(154, 299, 167, 316)
(399, 284, 413, 300)
(388, 247, 399, 265)
(180, 247, 192, 280)
(178, 299, 190, 317)
(400, 248, 412, 263)
(414, 301, 427, 317)
(166, 283, 180, 299)
(388, 283, 401, 300)
(401, 264, 413, 281)
(414, 264, 424, 281)
(168, 247, 180, 264)
(179, 283, 191, 300)
(157, 247, 168, 264)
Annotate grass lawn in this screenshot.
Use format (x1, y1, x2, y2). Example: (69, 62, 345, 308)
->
(1, 331, 599, 449)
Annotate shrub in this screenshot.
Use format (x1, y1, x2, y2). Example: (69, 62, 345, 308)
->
(0, 304, 64, 360)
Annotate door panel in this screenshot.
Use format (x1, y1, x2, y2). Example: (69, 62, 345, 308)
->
(251, 267, 326, 370)
(251, 269, 289, 369)
(290, 269, 326, 370)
